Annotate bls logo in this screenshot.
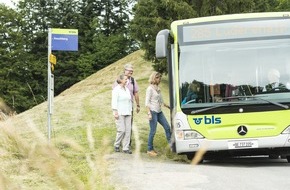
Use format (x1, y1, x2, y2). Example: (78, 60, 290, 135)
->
(193, 116, 221, 125)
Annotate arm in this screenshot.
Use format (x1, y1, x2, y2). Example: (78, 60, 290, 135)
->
(163, 103, 170, 109)
(160, 91, 170, 109)
(112, 88, 119, 119)
(134, 91, 140, 113)
(145, 87, 152, 119)
(133, 79, 140, 113)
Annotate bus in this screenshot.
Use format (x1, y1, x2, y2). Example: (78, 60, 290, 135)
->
(155, 12, 290, 162)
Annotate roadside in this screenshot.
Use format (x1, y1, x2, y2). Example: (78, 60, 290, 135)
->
(106, 152, 208, 190)
(106, 152, 290, 190)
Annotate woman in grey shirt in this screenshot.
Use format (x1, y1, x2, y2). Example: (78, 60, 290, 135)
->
(145, 71, 171, 157)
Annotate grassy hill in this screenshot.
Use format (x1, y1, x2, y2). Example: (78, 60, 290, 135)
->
(0, 50, 184, 189)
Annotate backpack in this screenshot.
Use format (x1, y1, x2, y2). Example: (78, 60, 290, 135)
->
(131, 77, 135, 92)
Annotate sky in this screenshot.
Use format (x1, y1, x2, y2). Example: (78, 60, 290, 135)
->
(0, 0, 17, 8)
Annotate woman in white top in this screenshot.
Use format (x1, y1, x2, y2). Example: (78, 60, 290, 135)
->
(112, 74, 132, 154)
(145, 71, 171, 157)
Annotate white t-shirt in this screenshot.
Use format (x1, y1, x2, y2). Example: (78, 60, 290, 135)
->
(112, 85, 132, 115)
(112, 77, 139, 102)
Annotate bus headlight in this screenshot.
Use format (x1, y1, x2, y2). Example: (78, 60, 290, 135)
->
(282, 126, 290, 134)
(176, 130, 204, 140)
(175, 120, 183, 128)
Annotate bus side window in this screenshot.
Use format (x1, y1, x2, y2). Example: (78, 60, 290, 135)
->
(210, 84, 222, 102)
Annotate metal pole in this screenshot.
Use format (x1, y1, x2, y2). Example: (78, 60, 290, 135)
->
(47, 28, 52, 143)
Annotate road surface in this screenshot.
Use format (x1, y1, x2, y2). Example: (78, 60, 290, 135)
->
(107, 153, 290, 190)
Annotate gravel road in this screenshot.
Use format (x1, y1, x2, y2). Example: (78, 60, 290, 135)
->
(107, 151, 290, 190)
(107, 152, 207, 190)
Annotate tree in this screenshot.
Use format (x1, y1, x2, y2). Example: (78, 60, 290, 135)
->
(1, 0, 136, 112)
(0, 4, 40, 112)
(130, 0, 195, 73)
(275, 0, 290, 11)
(94, 0, 137, 67)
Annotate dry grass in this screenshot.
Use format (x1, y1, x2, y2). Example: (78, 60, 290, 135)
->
(0, 117, 114, 189)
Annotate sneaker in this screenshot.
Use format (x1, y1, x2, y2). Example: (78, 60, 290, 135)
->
(123, 150, 132, 154)
(147, 150, 158, 157)
(114, 147, 120, 152)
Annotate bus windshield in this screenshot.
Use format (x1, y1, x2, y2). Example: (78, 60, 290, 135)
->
(179, 37, 290, 108)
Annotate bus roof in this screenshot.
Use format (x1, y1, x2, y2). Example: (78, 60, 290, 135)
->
(171, 12, 290, 33)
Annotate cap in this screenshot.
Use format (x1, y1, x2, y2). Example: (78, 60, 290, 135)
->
(124, 63, 133, 71)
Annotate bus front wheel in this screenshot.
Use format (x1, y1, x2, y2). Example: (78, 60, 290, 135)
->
(286, 156, 290, 163)
(186, 153, 204, 164)
(186, 154, 194, 160)
(171, 142, 176, 153)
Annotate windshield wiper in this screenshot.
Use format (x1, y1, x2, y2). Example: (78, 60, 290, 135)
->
(191, 103, 232, 114)
(190, 96, 289, 114)
(224, 96, 289, 109)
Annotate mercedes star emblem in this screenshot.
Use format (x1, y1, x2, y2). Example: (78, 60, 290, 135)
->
(237, 125, 248, 136)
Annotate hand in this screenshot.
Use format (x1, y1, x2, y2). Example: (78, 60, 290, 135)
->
(148, 113, 152, 120)
(114, 112, 119, 120)
(136, 105, 140, 113)
(136, 104, 140, 113)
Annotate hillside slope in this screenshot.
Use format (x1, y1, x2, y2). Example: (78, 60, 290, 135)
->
(0, 50, 174, 189)
(7, 50, 160, 134)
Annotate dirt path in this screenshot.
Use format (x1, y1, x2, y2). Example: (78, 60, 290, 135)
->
(106, 152, 208, 190)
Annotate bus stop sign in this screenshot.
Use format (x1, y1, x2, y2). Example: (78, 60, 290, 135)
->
(51, 28, 78, 51)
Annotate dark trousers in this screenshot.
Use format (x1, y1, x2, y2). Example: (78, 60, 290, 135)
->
(129, 109, 133, 146)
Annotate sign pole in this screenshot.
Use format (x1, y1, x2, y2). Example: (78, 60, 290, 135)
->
(47, 28, 78, 142)
(47, 28, 52, 143)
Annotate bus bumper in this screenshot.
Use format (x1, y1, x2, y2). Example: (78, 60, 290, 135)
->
(175, 134, 290, 156)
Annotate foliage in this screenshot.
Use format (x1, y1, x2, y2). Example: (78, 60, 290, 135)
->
(130, 0, 195, 73)
(0, 0, 135, 113)
(276, 0, 290, 11)
(0, 4, 38, 112)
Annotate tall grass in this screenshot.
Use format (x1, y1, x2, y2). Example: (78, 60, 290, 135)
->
(0, 118, 113, 189)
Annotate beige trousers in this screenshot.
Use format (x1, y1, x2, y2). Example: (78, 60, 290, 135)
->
(114, 115, 132, 151)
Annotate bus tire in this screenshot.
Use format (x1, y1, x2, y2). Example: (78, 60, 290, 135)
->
(286, 156, 290, 163)
(186, 154, 194, 160)
(171, 142, 176, 153)
(186, 154, 204, 164)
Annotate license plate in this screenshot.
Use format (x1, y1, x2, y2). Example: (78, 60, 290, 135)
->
(228, 140, 258, 149)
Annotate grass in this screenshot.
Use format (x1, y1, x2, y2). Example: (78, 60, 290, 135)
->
(0, 50, 187, 189)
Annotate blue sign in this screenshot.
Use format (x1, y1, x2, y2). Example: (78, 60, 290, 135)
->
(51, 29, 78, 51)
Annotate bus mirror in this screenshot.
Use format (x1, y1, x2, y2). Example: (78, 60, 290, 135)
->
(156, 29, 169, 59)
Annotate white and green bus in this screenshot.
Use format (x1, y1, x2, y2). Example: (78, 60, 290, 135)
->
(156, 12, 290, 162)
